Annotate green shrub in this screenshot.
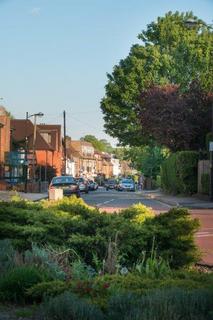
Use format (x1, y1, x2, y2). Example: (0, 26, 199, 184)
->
(134, 252, 172, 279)
(0, 198, 200, 268)
(147, 208, 200, 268)
(40, 291, 104, 320)
(201, 173, 210, 195)
(24, 244, 67, 280)
(120, 203, 154, 222)
(71, 260, 96, 280)
(93, 270, 213, 297)
(0, 266, 48, 303)
(0, 239, 15, 273)
(27, 280, 68, 302)
(107, 288, 213, 320)
(161, 151, 199, 194)
(161, 153, 178, 193)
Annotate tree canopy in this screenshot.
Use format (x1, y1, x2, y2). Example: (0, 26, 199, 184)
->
(138, 81, 212, 151)
(101, 11, 213, 147)
(80, 135, 113, 153)
(123, 145, 168, 178)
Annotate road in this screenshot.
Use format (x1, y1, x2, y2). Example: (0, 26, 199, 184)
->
(82, 188, 213, 266)
(82, 188, 170, 212)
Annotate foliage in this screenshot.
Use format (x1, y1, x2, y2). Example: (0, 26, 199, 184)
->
(0, 266, 48, 303)
(40, 291, 104, 320)
(0, 239, 16, 273)
(101, 11, 213, 146)
(94, 271, 213, 296)
(107, 288, 213, 320)
(139, 81, 212, 151)
(24, 244, 67, 280)
(27, 280, 68, 302)
(134, 238, 172, 279)
(124, 145, 168, 178)
(201, 173, 210, 195)
(150, 208, 200, 267)
(71, 260, 96, 280)
(120, 203, 154, 222)
(161, 151, 199, 194)
(0, 198, 200, 269)
(81, 134, 113, 153)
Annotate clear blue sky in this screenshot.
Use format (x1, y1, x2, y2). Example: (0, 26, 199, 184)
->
(0, 0, 212, 146)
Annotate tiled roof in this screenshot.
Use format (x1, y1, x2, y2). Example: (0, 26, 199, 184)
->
(11, 119, 61, 151)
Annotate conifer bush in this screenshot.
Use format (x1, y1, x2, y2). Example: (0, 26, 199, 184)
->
(0, 198, 200, 268)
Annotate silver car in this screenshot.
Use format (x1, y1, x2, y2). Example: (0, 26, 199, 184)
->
(117, 178, 135, 191)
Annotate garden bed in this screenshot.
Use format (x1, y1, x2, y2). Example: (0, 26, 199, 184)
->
(0, 197, 212, 319)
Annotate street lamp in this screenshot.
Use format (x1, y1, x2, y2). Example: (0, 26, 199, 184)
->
(24, 112, 44, 192)
(184, 19, 213, 200)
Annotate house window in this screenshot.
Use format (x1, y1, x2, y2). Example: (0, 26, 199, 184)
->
(41, 132, 51, 144)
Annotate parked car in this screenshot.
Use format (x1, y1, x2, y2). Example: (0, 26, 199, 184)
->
(49, 176, 80, 197)
(105, 179, 118, 191)
(75, 177, 89, 193)
(117, 178, 135, 191)
(88, 180, 98, 191)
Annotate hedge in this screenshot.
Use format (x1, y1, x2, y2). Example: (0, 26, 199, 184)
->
(0, 198, 200, 268)
(161, 151, 199, 194)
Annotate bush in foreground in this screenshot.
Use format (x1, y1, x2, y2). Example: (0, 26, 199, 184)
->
(40, 291, 104, 320)
(108, 288, 213, 320)
(0, 266, 49, 303)
(0, 197, 200, 268)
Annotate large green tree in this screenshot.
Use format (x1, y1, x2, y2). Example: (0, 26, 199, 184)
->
(124, 145, 168, 178)
(81, 135, 113, 153)
(101, 11, 213, 146)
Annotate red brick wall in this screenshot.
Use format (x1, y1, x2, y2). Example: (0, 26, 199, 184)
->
(36, 150, 62, 176)
(0, 114, 10, 163)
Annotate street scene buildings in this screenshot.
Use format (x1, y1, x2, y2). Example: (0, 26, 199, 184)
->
(0, 106, 132, 191)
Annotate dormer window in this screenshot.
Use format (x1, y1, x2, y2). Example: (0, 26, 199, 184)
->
(41, 132, 51, 144)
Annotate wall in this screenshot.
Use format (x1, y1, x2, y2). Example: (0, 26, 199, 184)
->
(0, 113, 10, 164)
(36, 150, 62, 176)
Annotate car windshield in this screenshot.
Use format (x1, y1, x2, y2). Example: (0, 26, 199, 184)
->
(108, 180, 116, 184)
(122, 179, 133, 184)
(52, 176, 75, 185)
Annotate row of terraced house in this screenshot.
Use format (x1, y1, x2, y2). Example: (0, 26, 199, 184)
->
(0, 107, 132, 191)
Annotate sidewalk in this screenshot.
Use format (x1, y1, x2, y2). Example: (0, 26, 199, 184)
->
(142, 190, 213, 209)
(0, 191, 48, 202)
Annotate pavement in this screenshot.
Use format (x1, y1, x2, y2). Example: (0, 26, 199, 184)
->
(142, 189, 213, 209)
(0, 190, 48, 202)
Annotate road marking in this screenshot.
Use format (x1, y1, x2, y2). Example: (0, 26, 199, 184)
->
(154, 199, 172, 209)
(96, 199, 115, 207)
(196, 231, 213, 238)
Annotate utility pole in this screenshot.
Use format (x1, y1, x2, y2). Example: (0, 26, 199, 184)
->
(32, 115, 37, 181)
(24, 112, 29, 193)
(63, 110, 67, 175)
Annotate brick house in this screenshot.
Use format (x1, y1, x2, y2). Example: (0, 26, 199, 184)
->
(0, 107, 10, 182)
(70, 140, 96, 178)
(10, 120, 62, 181)
(101, 152, 113, 178)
